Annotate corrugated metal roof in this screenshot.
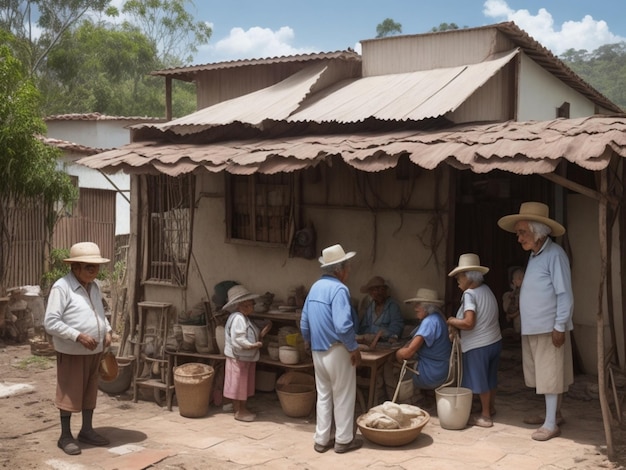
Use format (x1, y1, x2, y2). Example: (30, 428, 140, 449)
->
(77, 115, 626, 177)
(39, 136, 109, 155)
(133, 50, 517, 136)
(134, 62, 330, 135)
(288, 50, 518, 123)
(45, 113, 165, 122)
(150, 50, 361, 82)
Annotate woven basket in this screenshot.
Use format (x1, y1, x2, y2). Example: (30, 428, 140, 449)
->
(276, 383, 316, 418)
(174, 363, 214, 418)
(356, 411, 430, 447)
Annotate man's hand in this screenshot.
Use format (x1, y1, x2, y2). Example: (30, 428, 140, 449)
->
(76, 333, 98, 351)
(104, 332, 112, 349)
(350, 349, 362, 367)
(552, 329, 565, 348)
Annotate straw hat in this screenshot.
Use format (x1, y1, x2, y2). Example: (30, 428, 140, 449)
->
(404, 288, 444, 305)
(497, 202, 565, 237)
(64, 242, 110, 264)
(318, 244, 356, 268)
(99, 351, 119, 382)
(223, 285, 260, 311)
(448, 253, 489, 277)
(360, 276, 387, 293)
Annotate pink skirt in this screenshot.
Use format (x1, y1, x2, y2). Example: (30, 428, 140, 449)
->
(223, 358, 256, 400)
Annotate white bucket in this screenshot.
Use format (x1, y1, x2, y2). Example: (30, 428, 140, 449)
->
(396, 379, 414, 403)
(435, 386, 473, 430)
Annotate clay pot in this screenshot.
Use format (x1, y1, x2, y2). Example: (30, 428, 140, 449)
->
(279, 346, 299, 365)
(215, 325, 226, 355)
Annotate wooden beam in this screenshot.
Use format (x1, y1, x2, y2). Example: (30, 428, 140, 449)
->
(540, 172, 601, 201)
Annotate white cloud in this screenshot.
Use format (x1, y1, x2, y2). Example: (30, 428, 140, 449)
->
(483, 0, 626, 54)
(198, 26, 317, 62)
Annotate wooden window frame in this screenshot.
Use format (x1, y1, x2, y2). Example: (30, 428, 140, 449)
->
(225, 173, 297, 247)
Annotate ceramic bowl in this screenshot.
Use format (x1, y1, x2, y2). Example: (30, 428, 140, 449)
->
(279, 345, 299, 365)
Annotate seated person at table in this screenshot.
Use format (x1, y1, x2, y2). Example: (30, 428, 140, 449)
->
(394, 288, 452, 392)
(357, 276, 404, 344)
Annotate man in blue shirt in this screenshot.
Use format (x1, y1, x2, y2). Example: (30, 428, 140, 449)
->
(301, 244, 362, 454)
(498, 202, 574, 442)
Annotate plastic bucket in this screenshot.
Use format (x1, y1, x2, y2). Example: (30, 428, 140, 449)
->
(435, 386, 473, 430)
(174, 363, 214, 418)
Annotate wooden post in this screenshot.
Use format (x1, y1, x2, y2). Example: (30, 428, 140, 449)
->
(597, 169, 614, 459)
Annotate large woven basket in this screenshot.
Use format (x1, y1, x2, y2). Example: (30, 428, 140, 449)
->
(174, 363, 214, 418)
(276, 383, 316, 417)
(356, 411, 430, 447)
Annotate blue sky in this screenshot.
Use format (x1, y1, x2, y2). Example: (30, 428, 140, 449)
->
(188, 0, 626, 64)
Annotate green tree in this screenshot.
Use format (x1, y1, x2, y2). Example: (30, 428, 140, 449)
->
(0, 36, 77, 294)
(561, 42, 626, 111)
(0, 0, 114, 75)
(122, 0, 212, 66)
(431, 22, 460, 32)
(40, 19, 170, 115)
(376, 18, 402, 38)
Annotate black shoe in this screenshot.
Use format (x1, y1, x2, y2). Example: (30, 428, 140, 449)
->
(314, 439, 334, 453)
(334, 438, 363, 454)
(58, 436, 81, 455)
(77, 429, 110, 446)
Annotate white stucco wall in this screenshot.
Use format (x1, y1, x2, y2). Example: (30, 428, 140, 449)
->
(517, 54, 596, 121)
(145, 169, 449, 323)
(567, 194, 624, 372)
(46, 120, 134, 149)
(47, 120, 132, 235)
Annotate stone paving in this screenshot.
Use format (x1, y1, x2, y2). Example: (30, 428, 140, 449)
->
(5, 340, 624, 470)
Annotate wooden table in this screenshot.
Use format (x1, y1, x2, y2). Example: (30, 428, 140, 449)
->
(359, 348, 398, 410)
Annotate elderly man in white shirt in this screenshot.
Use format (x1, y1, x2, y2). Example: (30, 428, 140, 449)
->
(498, 202, 574, 442)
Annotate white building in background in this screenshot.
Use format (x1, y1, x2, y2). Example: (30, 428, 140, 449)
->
(44, 113, 164, 236)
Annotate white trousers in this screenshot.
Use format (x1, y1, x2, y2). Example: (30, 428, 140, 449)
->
(312, 344, 356, 446)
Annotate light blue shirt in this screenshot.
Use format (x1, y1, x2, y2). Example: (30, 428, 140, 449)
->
(301, 275, 358, 352)
(358, 297, 404, 338)
(520, 238, 574, 334)
(411, 311, 451, 389)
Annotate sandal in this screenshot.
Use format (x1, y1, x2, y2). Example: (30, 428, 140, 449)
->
(468, 415, 493, 428)
(57, 436, 81, 455)
(531, 426, 561, 441)
(234, 413, 256, 422)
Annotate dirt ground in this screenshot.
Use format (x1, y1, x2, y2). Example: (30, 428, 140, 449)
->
(2, 337, 626, 469)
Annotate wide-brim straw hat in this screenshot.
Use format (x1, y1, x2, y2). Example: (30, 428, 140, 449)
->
(64, 242, 110, 264)
(223, 285, 260, 311)
(497, 201, 565, 237)
(404, 288, 444, 305)
(99, 351, 119, 382)
(360, 276, 387, 293)
(318, 244, 356, 268)
(448, 253, 489, 277)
